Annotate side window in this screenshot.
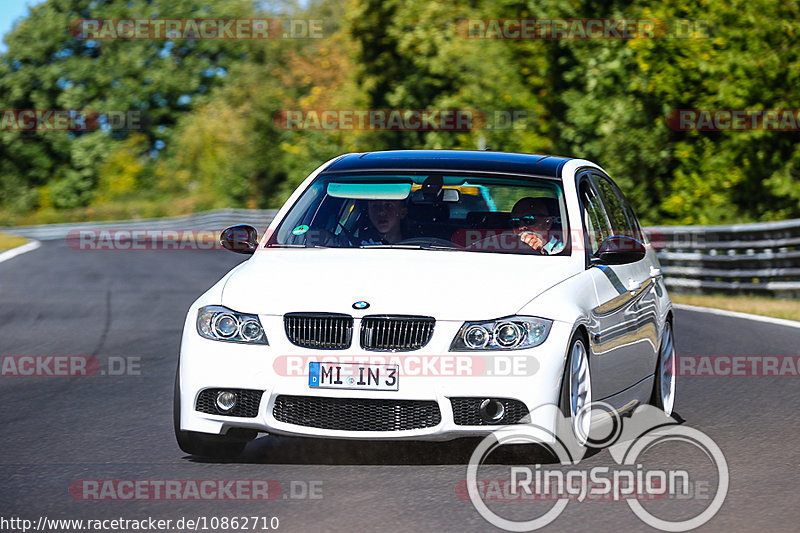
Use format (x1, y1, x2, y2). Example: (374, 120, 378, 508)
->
(592, 174, 642, 240)
(579, 179, 611, 254)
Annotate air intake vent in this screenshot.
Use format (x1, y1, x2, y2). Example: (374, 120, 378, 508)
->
(360, 315, 435, 351)
(272, 395, 441, 431)
(284, 313, 353, 349)
(195, 388, 263, 418)
(450, 397, 530, 425)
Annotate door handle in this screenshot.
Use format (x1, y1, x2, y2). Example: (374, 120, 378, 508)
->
(626, 279, 642, 294)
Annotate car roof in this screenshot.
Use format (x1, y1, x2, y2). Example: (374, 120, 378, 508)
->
(324, 150, 573, 178)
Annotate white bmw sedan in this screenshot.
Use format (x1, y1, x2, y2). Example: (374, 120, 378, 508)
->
(174, 150, 676, 457)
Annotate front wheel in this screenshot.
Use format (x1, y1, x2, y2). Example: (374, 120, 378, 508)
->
(559, 333, 592, 448)
(173, 371, 254, 458)
(650, 320, 676, 416)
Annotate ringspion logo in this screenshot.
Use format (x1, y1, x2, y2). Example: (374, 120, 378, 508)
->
(464, 404, 729, 531)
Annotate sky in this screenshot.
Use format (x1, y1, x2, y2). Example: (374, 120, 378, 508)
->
(0, 0, 45, 53)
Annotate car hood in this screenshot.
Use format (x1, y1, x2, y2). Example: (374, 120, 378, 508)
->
(221, 248, 580, 320)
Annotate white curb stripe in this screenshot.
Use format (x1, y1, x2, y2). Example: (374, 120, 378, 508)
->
(0, 240, 41, 265)
(673, 303, 800, 330)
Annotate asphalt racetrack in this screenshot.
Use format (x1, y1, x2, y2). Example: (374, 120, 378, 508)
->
(1, 239, 799, 532)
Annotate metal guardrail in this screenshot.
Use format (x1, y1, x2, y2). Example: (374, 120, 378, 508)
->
(0, 209, 278, 241)
(645, 219, 800, 294)
(4, 208, 799, 294)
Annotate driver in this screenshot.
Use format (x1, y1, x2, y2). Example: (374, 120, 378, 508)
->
(511, 197, 565, 254)
(356, 199, 408, 245)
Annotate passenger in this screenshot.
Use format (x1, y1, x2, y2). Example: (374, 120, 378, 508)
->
(510, 197, 565, 254)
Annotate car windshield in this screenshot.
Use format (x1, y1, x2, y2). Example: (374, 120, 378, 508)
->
(269, 173, 569, 255)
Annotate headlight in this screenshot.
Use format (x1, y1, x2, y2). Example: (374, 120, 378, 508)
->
(196, 306, 268, 344)
(450, 316, 551, 351)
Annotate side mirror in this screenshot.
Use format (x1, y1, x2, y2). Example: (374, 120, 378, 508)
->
(220, 225, 258, 254)
(592, 235, 645, 265)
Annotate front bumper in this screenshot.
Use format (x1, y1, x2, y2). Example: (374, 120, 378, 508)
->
(177, 315, 573, 442)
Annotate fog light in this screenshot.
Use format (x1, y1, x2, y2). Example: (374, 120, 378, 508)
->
(215, 391, 237, 413)
(479, 398, 506, 424)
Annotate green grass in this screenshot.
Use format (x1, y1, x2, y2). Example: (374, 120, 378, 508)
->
(0, 193, 225, 227)
(671, 293, 800, 322)
(0, 232, 28, 252)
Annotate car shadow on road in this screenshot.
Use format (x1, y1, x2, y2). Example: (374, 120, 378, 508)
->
(184, 409, 688, 466)
(187, 436, 605, 466)
(185, 412, 686, 466)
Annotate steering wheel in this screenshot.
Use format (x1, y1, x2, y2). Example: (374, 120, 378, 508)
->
(336, 222, 356, 240)
(464, 233, 544, 254)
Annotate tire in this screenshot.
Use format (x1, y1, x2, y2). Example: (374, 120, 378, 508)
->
(558, 331, 592, 450)
(173, 370, 254, 458)
(650, 320, 676, 416)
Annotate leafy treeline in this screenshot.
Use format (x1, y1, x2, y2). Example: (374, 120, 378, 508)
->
(1, 0, 799, 225)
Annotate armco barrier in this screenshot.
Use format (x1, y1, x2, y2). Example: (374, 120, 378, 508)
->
(0, 209, 278, 241)
(4, 209, 799, 295)
(645, 218, 800, 295)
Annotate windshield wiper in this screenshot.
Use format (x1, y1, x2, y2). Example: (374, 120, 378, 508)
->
(268, 243, 340, 249)
(360, 243, 459, 251)
(360, 244, 424, 249)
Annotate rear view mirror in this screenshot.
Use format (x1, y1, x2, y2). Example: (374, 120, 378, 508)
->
(220, 225, 258, 254)
(442, 189, 460, 202)
(593, 235, 645, 265)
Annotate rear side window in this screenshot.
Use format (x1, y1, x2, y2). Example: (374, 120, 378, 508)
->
(592, 173, 643, 241)
(579, 179, 611, 254)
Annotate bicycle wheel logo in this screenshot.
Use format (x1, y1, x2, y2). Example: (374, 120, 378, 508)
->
(465, 403, 729, 532)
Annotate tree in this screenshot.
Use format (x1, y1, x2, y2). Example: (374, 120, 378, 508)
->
(0, 0, 258, 212)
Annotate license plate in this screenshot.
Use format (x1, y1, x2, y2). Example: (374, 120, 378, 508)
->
(308, 362, 399, 391)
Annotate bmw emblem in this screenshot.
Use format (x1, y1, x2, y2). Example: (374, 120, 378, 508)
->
(352, 301, 370, 310)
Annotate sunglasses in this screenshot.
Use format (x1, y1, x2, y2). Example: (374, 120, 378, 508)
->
(510, 215, 548, 228)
